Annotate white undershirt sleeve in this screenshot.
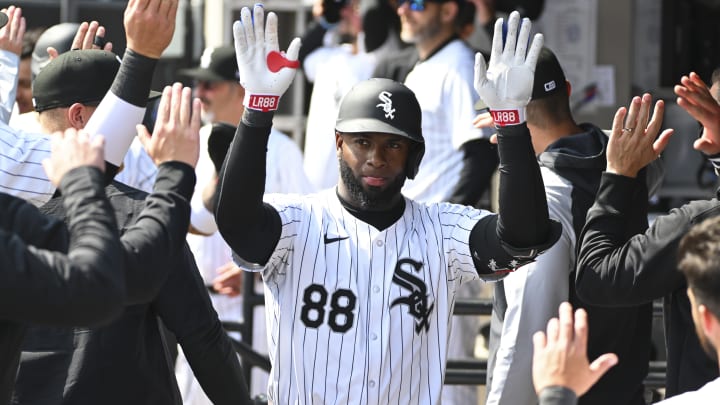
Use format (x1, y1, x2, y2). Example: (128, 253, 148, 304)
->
(84, 91, 145, 166)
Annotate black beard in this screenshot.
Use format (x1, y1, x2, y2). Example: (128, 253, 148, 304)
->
(338, 158, 405, 210)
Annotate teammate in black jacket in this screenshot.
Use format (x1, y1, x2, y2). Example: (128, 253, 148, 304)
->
(0, 129, 123, 404)
(12, 84, 251, 405)
(575, 73, 719, 398)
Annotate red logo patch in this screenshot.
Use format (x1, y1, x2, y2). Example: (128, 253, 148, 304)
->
(266, 51, 299, 73)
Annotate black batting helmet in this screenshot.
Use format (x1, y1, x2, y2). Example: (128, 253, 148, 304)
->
(335, 78, 425, 179)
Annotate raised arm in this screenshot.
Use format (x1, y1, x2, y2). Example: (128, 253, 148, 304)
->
(575, 94, 679, 305)
(119, 83, 201, 304)
(675, 72, 720, 156)
(468, 11, 561, 281)
(84, 0, 178, 168)
(216, 5, 301, 267)
(0, 6, 24, 123)
(0, 128, 124, 326)
(154, 246, 251, 405)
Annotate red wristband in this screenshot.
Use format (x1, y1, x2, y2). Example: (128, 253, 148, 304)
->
(491, 108, 526, 127)
(245, 94, 280, 112)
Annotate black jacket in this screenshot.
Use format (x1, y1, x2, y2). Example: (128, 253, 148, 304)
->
(0, 167, 124, 405)
(12, 163, 251, 405)
(576, 171, 720, 397)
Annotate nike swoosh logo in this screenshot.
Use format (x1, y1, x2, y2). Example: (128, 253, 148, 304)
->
(324, 235, 349, 244)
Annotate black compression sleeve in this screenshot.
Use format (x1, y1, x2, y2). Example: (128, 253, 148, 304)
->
(111, 49, 158, 107)
(448, 138, 498, 206)
(495, 123, 554, 249)
(215, 111, 281, 266)
(538, 386, 578, 405)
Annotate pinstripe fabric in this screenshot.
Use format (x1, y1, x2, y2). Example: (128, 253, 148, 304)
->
(0, 121, 53, 206)
(244, 189, 490, 404)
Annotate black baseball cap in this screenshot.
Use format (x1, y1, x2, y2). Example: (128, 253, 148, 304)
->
(33, 50, 121, 112)
(531, 47, 567, 100)
(33, 49, 161, 113)
(179, 46, 239, 83)
(0, 12, 8, 30)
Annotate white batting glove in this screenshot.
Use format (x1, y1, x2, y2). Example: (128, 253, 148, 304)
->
(233, 5, 301, 112)
(474, 11, 543, 127)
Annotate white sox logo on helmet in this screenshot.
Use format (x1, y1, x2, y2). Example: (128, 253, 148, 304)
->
(376, 91, 395, 119)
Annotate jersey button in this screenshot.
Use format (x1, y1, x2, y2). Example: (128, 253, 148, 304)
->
(375, 240, 384, 247)
(369, 380, 376, 388)
(371, 333, 378, 341)
(372, 285, 380, 293)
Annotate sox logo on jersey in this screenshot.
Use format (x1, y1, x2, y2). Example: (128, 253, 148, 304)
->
(391, 258, 434, 334)
(248, 190, 491, 404)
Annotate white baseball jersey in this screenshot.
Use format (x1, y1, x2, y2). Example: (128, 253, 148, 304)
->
(115, 137, 158, 193)
(0, 121, 54, 206)
(245, 190, 490, 404)
(0, 49, 19, 124)
(0, 50, 146, 207)
(402, 39, 490, 203)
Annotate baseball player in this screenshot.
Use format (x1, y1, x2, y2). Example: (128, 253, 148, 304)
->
(215, 5, 559, 404)
(0, 0, 175, 206)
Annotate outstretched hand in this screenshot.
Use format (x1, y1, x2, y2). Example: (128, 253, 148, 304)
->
(532, 302, 618, 397)
(474, 10, 543, 127)
(233, 4, 301, 112)
(0, 6, 25, 57)
(47, 21, 113, 60)
(675, 72, 720, 155)
(137, 83, 201, 168)
(605, 93, 674, 178)
(43, 129, 106, 187)
(124, 0, 178, 59)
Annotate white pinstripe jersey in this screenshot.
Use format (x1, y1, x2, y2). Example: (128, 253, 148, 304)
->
(0, 91, 145, 206)
(0, 121, 54, 206)
(249, 189, 491, 405)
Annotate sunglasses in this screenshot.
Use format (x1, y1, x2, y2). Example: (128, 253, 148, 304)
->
(397, 0, 447, 12)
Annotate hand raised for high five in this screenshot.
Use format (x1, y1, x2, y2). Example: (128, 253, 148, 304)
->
(47, 21, 113, 60)
(124, 0, 178, 59)
(0, 6, 25, 56)
(606, 94, 674, 178)
(674, 72, 720, 155)
(474, 10, 543, 127)
(233, 4, 301, 112)
(532, 303, 618, 397)
(137, 83, 201, 168)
